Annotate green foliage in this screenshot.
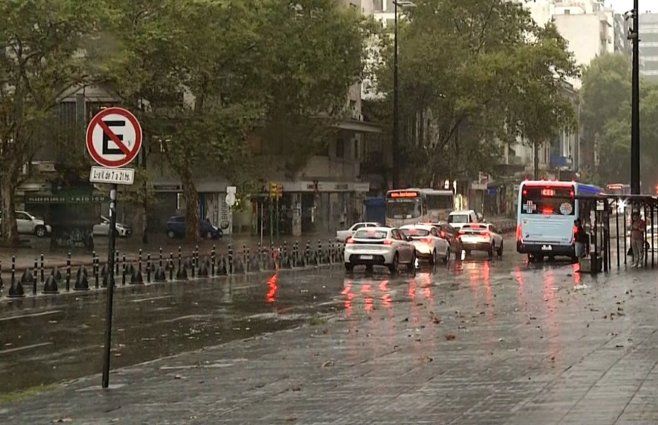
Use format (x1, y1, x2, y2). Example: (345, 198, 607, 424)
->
(374, 0, 578, 185)
(0, 0, 101, 245)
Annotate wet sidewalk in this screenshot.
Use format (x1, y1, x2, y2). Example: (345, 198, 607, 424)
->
(1, 258, 656, 424)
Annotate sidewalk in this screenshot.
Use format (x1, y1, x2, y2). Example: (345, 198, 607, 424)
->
(1, 261, 655, 423)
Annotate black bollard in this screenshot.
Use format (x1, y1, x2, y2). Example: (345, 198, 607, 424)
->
(32, 258, 38, 295)
(130, 262, 144, 285)
(74, 266, 89, 291)
(101, 264, 109, 287)
(8, 256, 24, 298)
(66, 252, 71, 292)
(43, 269, 59, 294)
(93, 251, 99, 289)
(159, 247, 164, 269)
(169, 252, 174, 281)
(176, 246, 187, 280)
(228, 244, 233, 275)
(138, 249, 143, 273)
(40, 254, 45, 285)
(146, 254, 152, 283)
(245, 247, 250, 274)
(122, 255, 126, 285)
(211, 245, 216, 276)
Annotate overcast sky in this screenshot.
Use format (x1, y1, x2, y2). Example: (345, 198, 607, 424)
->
(605, 0, 653, 13)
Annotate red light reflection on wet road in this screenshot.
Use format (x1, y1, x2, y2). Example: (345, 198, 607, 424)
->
(266, 273, 279, 303)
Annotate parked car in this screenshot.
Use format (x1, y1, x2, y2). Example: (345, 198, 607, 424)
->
(458, 223, 503, 258)
(399, 224, 451, 264)
(336, 222, 381, 242)
(93, 216, 132, 237)
(166, 216, 222, 239)
(447, 210, 482, 230)
(0, 210, 51, 237)
(343, 227, 415, 273)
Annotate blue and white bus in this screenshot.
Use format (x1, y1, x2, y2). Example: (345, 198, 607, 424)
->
(516, 180, 603, 261)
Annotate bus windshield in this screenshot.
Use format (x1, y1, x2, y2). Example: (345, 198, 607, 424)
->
(386, 199, 421, 219)
(521, 186, 574, 216)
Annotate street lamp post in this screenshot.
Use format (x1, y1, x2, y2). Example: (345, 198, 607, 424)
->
(630, 0, 640, 194)
(392, 0, 400, 188)
(392, 1, 415, 189)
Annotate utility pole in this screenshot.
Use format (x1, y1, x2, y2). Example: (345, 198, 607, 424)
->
(392, 0, 400, 188)
(630, 0, 641, 194)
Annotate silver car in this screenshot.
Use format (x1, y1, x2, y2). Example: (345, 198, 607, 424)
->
(93, 216, 132, 237)
(400, 224, 451, 264)
(344, 227, 416, 273)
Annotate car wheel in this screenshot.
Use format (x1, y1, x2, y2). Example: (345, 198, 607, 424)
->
(167, 230, 176, 239)
(443, 247, 450, 264)
(35, 226, 46, 238)
(406, 252, 416, 272)
(388, 253, 399, 274)
(344, 262, 354, 272)
(497, 242, 503, 257)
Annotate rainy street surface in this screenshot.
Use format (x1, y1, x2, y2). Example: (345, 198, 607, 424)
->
(1, 235, 657, 424)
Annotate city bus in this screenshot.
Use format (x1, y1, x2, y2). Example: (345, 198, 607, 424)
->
(516, 180, 603, 261)
(385, 188, 454, 227)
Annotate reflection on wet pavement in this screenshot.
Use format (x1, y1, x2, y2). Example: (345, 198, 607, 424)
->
(0, 235, 638, 397)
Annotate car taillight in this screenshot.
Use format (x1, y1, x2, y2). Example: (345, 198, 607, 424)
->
(383, 240, 393, 245)
(516, 224, 522, 241)
(483, 232, 491, 238)
(346, 237, 354, 244)
(439, 230, 446, 238)
(421, 237, 432, 244)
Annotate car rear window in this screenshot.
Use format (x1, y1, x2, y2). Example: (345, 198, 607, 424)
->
(354, 229, 388, 239)
(449, 214, 469, 224)
(400, 228, 430, 237)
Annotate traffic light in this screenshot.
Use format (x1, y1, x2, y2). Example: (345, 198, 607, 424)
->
(269, 182, 277, 199)
(276, 184, 283, 199)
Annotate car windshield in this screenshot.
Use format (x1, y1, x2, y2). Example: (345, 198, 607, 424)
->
(400, 228, 429, 237)
(353, 229, 387, 239)
(386, 199, 421, 219)
(449, 214, 469, 224)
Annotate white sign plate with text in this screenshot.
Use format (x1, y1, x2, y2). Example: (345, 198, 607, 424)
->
(90, 166, 135, 185)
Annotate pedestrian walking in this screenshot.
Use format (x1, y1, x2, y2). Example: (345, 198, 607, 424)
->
(630, 211, 646, 267)
(574, 219, 587, 259)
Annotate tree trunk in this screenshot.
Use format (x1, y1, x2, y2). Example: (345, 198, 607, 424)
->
(533, 140, 539, 180)
(180, 170, 200, 242)
(0, 176, 20, 247)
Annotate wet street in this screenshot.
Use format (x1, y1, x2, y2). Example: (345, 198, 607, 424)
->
(1, 235, 657, 424)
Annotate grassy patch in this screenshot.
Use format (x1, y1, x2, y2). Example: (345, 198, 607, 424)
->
(0, 383, 56, 405)
(309, 314, 328, 326)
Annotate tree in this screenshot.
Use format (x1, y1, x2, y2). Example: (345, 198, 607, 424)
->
(580, 53, 632, 184)
(256, 0, 373, 178)
(374, 0, 578, 186)
(0, 0, 100, 246)
(101, 0, 266, 240)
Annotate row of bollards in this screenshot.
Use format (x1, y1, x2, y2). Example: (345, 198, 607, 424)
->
(0, 240, 345, 299)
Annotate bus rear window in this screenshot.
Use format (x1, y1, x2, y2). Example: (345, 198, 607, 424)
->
(521, 186, 574, 216)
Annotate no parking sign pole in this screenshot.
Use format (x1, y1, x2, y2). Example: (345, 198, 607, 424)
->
(86, 107, 142, 388)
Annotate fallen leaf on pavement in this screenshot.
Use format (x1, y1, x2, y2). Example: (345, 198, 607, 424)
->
(445, 334, 456, 341)
(322, 360, 334, 368)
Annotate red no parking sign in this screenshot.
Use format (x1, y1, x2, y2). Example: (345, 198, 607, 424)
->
(86, 107, 142, 168)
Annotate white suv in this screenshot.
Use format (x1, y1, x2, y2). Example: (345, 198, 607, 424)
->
(0, 211, 52, 237)
(447, 210, 482, 230)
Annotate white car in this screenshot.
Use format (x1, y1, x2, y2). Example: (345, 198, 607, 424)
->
(336, 222, 381, 242)
(458, 223, 504, 258)
(0, 211, 51, 237)
(92, 216, 132, 237)
(344, 227, 416, 273)
(399, 224, 451, 264)
(447, 210, 482, 230)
